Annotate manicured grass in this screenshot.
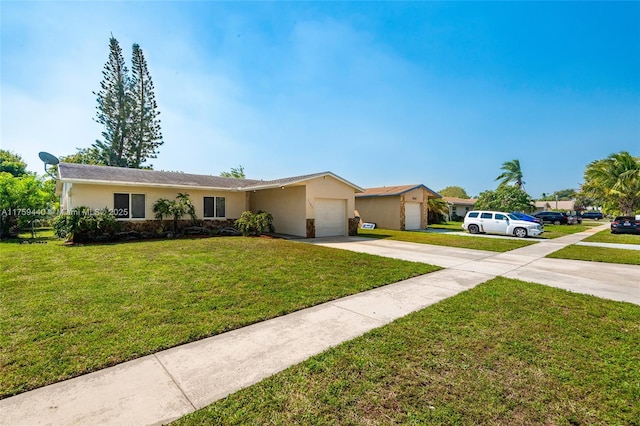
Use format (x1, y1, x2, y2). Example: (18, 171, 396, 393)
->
(0, 237, 438, 398)
(358, 228, 535, 252)
(584, 229, 640, 245)
(426, 222, 464, 231)
(548, 245, 640, 265)
(537, 223, 594, 239)
(175, 278, 640, 426)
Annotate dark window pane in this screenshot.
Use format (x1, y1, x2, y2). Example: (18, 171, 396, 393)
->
(131, 194, 145, 219)
(481, 213, 492, 219)
(204, 197, 214, 218)
(495, 214, 506, 220)
(216, 197, 225, 218)
(114, 193, 129, 218)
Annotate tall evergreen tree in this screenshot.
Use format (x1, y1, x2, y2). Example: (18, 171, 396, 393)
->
(129, 43, 163, 168)
(93, 36, 131, 167)
(92, 36, 163, 168)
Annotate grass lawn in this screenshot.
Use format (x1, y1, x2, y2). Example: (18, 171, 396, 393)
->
(175, 278, 640, 426)
(584, 229, 640, 245)
(0, 237, 438, 399)
(548, 245, 640, 265)
(537, 223, 597, 239)
(358, 228, 535, 252)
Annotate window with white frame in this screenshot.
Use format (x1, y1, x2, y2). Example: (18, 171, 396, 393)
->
(204, 196, 226, 218)
(113, 193, 146, 219)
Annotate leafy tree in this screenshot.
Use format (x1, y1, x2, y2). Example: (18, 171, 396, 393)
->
(438, 186, 470, 199)
(129, 43, 163, 168)
(581, 151, 640, 216)
(474, 185, 534, 213)
(92, 36, 162, 168)
(0, 150, 27, 177)
(220, 165, 246, 179)
(152, 193, 197, 233)
(0, 172, 56, 238)
(539, 189, 577, 201)
(496, 159, 525, 189)
(60, 148, 102, 165)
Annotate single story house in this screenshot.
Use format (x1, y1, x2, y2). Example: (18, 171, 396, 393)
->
(56, 163, 363, 238)
(534, 200, 575, 213)
(444, 197, 477, 221)
(354, 184, 441, 231)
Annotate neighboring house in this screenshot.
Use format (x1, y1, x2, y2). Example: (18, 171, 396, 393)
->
(56, 163, 363, 238)
(534, 200, 575, 212)
(444, 197, 477, 221)
(354, 184, 441, 231)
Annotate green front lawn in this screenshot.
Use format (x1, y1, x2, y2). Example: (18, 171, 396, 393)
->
(358, 228, 535, 252)
(175, 278, 639, 425)
(584, 229, 640, 245)
(0, 237, 438, 398)
(547, 245, 640, 265)
(537, 223, 595, 239)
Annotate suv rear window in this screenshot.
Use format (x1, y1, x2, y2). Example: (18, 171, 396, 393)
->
(467, 212, 479, 218)
(480, 212, 492, 219)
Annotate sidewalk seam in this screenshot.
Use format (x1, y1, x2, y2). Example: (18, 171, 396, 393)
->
(153, 354, 197, 411)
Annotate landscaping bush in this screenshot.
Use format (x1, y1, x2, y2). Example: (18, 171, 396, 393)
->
(235, 210, 274, 236)
(53, 207, 120, 243)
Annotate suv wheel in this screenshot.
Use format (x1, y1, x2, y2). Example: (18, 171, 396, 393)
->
(468, 224, 480, 234)
(553, 220, 561, 225)
(514, 227, 527, 238)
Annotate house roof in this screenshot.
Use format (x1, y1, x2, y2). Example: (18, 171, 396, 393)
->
(444, 197, 477, 206)
(57, 163, 364, 192)
(356, 184, 441, 198)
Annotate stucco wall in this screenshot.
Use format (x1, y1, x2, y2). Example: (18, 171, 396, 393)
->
(62, 183, 248, 220)
(250, 185, 306, 236)
(355, 196, 401, 230)
(305, 176, 356, 219)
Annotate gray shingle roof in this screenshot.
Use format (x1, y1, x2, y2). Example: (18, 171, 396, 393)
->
(356, 184, 441, 198)
(57, 163, 363, 192)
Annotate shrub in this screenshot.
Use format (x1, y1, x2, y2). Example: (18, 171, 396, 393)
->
(53, 207, 119, 243)
(235, 210, 274, 236)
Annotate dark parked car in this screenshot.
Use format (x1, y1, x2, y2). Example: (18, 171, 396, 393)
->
(533, 211, 569, 225)
(610, 216, 640, 234)
(580, 211, 604, 220)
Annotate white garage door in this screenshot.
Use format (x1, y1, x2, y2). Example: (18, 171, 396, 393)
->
(405, 202, 422, 230)
(315, 199, 346, 237)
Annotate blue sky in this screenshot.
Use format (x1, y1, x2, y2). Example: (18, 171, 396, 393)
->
(2, 1, 639, 198)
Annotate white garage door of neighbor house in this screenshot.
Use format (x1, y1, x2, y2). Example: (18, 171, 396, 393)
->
(405, 202, 422, 230)
(315, 199, 346, 237)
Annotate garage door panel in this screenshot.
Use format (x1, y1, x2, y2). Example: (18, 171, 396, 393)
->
(315, 199, 346, 237)
(405, 203, 421, 230)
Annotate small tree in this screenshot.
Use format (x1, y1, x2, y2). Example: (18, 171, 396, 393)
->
(152, 193, 197, 233)
(220, 165, 245, 179)
(235, 210, 274, 236)
(438, 186, 470, 199)
(475, 185, 534, 213)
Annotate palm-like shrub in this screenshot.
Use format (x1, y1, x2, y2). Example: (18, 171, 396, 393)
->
(152, 193, 197, 233)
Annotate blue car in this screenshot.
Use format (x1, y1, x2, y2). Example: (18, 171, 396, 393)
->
(510, 212, 543, 226)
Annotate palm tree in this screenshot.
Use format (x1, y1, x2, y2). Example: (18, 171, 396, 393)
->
(496, 159, 525, 189)
(581, 151, 640, 215)
(152, 193, 197, 233)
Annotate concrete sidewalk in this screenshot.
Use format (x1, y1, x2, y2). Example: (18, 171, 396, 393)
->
(2, 223, 638, 425)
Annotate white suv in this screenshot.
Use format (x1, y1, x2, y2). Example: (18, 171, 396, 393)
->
(462, 210, 544, 238)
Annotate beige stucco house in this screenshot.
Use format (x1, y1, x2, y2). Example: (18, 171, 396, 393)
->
(355, 184, 441, 231)
(534, 200, 575, 212)
(56, 163, 363, 238)
(444, 197, 477, 221)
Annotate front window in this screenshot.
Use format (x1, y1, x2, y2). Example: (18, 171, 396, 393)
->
(495, 213, 507, 221)
(113, 193, 145, 219)
(204, 196, 226, 218)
